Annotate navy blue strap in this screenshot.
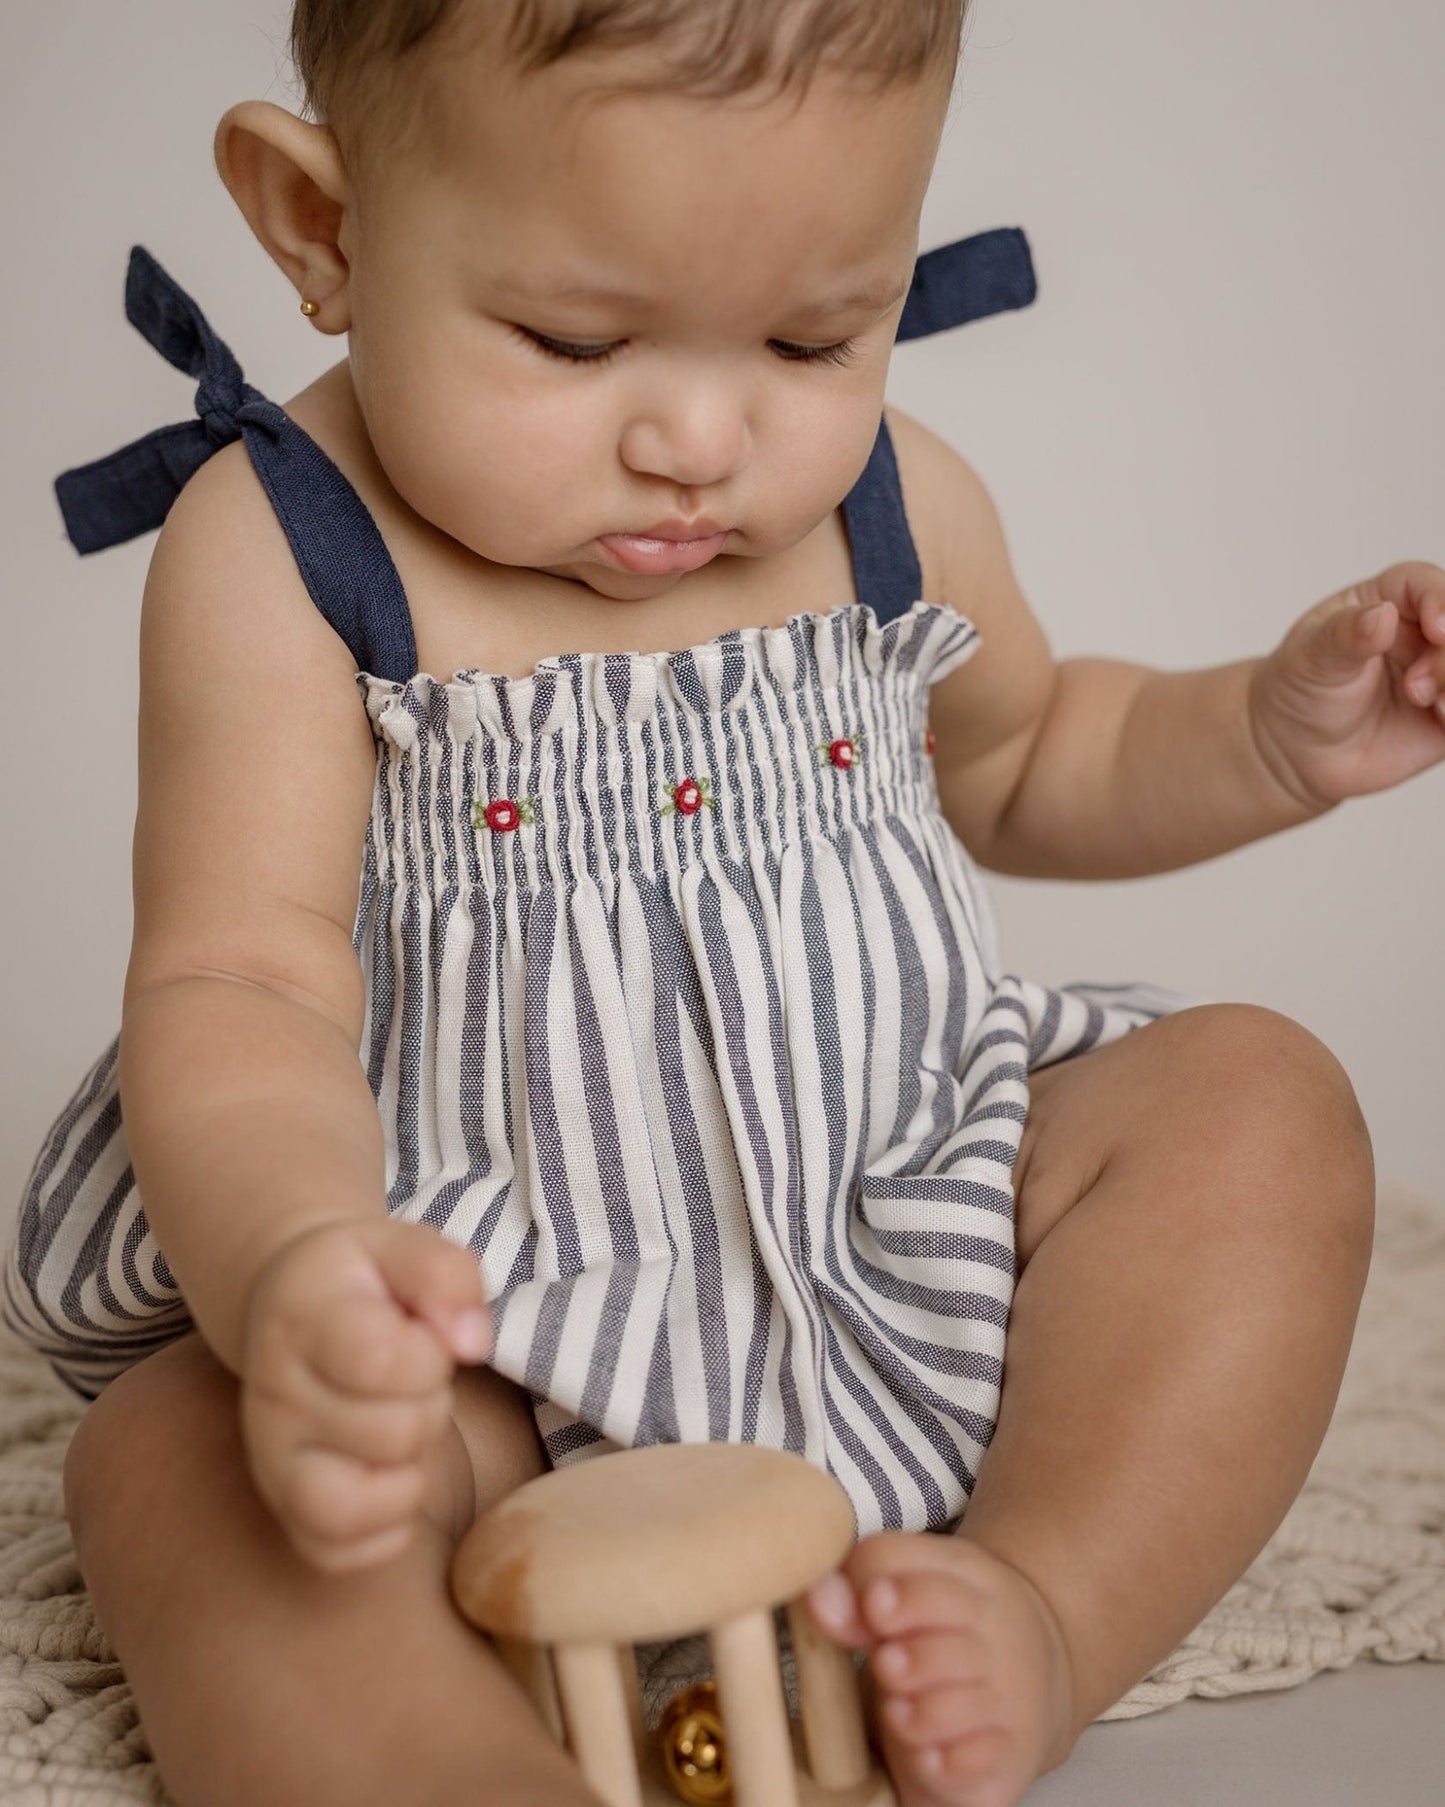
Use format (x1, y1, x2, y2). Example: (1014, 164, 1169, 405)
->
(57, 229, 1037, 668)
(840, 419, 922, 630)
(897, 226, 1036, 343)
(843, 226, 1037, 628)
(54, 247, 418, 683)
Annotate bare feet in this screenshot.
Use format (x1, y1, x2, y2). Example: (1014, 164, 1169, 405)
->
(805, 1531, 1078, 1807)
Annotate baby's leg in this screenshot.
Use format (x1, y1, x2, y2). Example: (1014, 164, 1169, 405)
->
(63, 1331, 596, 1807)
(809, 1004, 1374, 1807)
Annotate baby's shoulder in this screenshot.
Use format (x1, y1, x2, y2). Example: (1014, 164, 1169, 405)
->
(881, 404, 1009, 619)
(143, 437, 361, 699)
(881, 404, 1056, 760)
(153, 435, 300, 597)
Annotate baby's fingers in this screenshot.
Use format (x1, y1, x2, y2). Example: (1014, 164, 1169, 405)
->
(1402, 646, 1445, 711)
(302, 1379, 456, 1468)
(1369, 561, 1445, 636)
(277, 1444, 431, 1571)
(363, 1221, 493, 1365)
(1303, 597, 1399, 679)
(1283, 593, 1440, 698)
(308, 1293, 456, 1398)
(287, 1524, 415, 1573)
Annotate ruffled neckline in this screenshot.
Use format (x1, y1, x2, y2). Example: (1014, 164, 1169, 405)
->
(356, 597, 973, 699)
(355, 598, 980, 746)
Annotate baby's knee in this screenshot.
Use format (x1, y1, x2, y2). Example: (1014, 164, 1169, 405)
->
(450, 1361, 549, 1523)
(1166, 1003, 1365, 1128)
(1159, 1004, 1373, 1225)
(63, 1332, 237, 1556)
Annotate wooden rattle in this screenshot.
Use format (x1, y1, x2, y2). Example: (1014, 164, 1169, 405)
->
(450, 1442, 895, 1807)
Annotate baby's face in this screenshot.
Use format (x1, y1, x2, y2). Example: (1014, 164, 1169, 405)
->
(339, 47, 950, 604)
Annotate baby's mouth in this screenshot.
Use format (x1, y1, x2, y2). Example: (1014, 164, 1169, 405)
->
(595, 529, 730, 575)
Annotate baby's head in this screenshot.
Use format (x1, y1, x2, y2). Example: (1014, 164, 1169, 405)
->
(218, 1, 967, 603)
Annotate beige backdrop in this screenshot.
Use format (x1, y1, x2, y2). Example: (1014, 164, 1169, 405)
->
(2, 0, 1441, 1230)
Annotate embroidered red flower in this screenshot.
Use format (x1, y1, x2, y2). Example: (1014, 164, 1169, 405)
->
(475, 796, 538, 833)
(817, 730, 863, 770)
(925, 727, 937, 757)
(660, 775, 717, 817)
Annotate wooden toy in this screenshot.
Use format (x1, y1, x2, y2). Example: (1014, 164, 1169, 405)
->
(450, 1443, 896, 1807)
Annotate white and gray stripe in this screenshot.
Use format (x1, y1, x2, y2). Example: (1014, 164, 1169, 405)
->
(3, 600, 1178, 1533)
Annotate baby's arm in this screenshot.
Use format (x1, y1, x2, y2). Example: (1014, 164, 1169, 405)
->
(889, 410, 1343, 878)
(117, 444, 488, 1567)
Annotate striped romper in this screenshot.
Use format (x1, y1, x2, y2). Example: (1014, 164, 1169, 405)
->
(4, 235, 1179, 1536)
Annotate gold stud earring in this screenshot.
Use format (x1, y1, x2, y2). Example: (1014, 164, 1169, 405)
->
(300, 298, 320, 317)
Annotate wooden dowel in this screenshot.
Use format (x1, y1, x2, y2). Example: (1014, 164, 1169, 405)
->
(785, 1598, 872, 1788)
(553, 1641, 644, 1807)
(709, 1611, 800, 1807)
(495, 1635, 564, 1743)
(618, 1645, 648, 1759)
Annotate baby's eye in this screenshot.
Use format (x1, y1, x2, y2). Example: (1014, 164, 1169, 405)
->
(514, 327, 626, 366)
(511, 326, 860, 371)
(768, 338, 860, 370)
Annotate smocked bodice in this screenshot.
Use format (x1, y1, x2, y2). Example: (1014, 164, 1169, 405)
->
(356, 600, 978, 894)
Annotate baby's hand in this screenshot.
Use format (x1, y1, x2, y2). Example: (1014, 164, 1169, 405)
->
(1250, 560, 1445, 808)
(237, 1218, 493, 1574)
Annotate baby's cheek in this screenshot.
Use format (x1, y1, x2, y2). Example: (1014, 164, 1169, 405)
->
(417, 428, 585, 564)
(362, 343, 596, 561)
(762, 410, 885, 542)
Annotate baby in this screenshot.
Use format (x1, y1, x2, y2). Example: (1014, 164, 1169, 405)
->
(11, 2, 1445, 1805)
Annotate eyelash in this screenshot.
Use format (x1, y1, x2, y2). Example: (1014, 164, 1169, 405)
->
(513, 327, 861, 370)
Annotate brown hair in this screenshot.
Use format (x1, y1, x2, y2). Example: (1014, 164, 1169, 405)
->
(290, 0, 968, 170)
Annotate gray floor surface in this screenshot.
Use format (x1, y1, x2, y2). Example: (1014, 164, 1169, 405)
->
(1025, 1660, 1444, 1805)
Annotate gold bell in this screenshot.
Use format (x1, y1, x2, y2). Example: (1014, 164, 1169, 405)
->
(657, 1680, 732, 1805)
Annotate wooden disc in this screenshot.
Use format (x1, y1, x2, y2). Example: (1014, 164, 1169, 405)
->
(451, 1443, 856, 1644)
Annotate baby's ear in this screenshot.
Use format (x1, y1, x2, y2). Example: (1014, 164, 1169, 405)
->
(213, 100, 352, 334)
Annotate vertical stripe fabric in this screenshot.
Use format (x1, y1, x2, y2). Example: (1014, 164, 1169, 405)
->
(3, 599, 1178, 1534)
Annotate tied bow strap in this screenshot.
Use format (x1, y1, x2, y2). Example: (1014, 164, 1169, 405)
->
(54, 246, 287, 554)
(53, 245, 421, 681)
(52, 229, 1036, 558)
(897, 227, 1036, 342)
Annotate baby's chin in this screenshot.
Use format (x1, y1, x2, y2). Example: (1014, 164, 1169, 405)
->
(534, 559, 695, 603)
(537, 543, 754, 604)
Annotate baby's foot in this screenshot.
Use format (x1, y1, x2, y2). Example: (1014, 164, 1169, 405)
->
(805, 1531, 1077, 1807)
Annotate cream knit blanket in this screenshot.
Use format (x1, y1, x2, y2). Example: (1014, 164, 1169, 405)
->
(1, 1191, 1441, 1802)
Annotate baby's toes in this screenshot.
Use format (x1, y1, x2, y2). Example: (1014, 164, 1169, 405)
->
(920, 1725, 1027, 1807)
(879, 1674, 993, 1751)
(859, 1567, 984, 1647)
(873, 1627, 984, 1697)
(879, 1716, 1024, 1807)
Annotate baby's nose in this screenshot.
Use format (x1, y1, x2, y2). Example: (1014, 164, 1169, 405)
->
(619, 390, 753, 489)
